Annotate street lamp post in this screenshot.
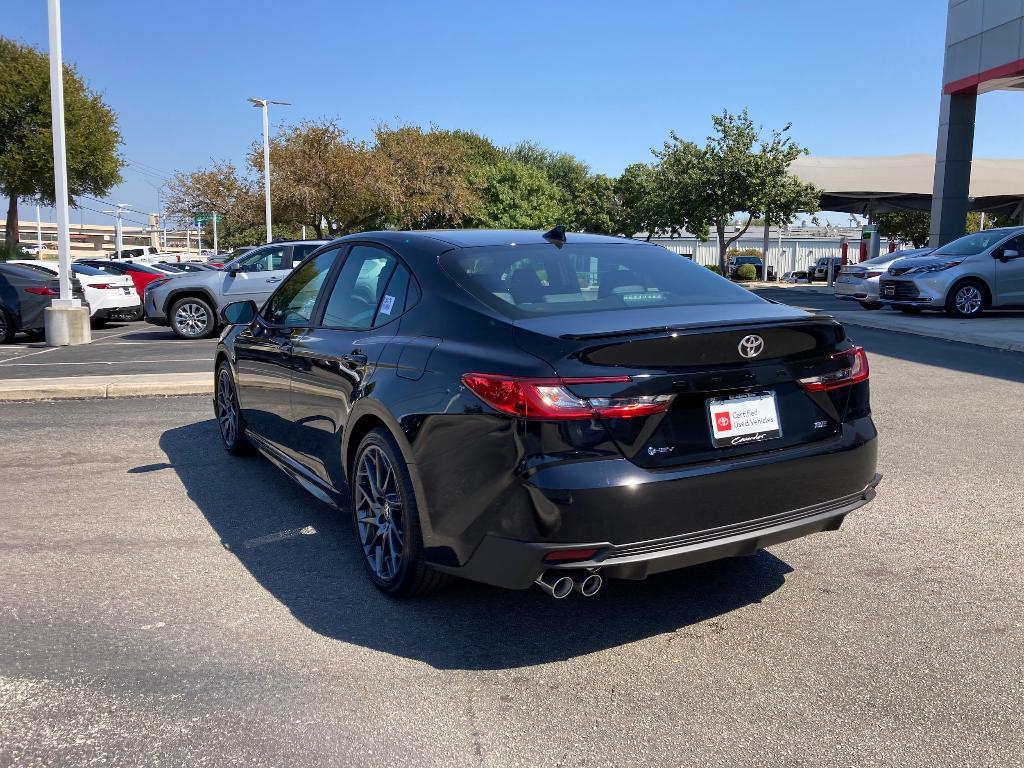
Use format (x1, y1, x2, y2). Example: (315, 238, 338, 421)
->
(44, 0, 89, 345)
(248, 97, 289, 243)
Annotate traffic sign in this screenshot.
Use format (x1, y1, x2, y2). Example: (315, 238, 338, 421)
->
(192, 213, 220, 226)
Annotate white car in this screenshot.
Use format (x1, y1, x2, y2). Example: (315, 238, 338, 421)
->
(10, 260, 141, 324)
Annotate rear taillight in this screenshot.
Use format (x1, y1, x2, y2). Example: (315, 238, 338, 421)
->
(91, 283, 118, 289)
(461, 373, 673, 420)
(798, 347, 869, 392)
(24, 286, 58, 296)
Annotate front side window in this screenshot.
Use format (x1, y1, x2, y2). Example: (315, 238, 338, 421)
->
(234, 246, 287, 273)
(442, 242, 762, 318)
(262, 250, 340, 327)
(322, 245, 397, 330)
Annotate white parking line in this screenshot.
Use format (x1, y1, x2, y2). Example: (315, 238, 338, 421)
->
(0, 346, 63, 365)
(0, 358, 210, 367)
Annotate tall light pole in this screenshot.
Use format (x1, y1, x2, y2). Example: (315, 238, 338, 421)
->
(36, 203, 43, 251)
(104, 204, 130, 257)
(46, 0, 73, 304)
(248, 97, 289, 243)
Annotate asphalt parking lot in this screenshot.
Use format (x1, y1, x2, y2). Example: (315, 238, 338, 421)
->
(0, 322, 215, 380)
(2, 304, 1023, 766)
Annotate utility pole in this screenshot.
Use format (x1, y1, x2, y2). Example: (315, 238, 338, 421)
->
(212, 213, 219, 256)
(36, 203, 43, 251)
(248, 97, 290, 242)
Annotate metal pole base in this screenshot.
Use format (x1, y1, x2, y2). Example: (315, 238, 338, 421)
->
(44, 306, 91, 346)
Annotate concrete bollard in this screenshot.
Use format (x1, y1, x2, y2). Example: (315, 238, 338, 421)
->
(44, 306, 91, 346)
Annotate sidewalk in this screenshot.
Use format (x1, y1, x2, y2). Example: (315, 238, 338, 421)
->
(752, 283, 1024, 353)
(0, 372, 212, 402)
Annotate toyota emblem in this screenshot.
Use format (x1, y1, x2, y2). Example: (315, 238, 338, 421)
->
(738, 334, 765, 358)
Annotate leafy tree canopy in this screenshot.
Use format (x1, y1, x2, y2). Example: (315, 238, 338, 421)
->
(0, 37, 122, 245)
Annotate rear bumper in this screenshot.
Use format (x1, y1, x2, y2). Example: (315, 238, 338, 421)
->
(143, 291, 168, 325)
(432, 419, 879, 589)
(448, 475, 880, 589)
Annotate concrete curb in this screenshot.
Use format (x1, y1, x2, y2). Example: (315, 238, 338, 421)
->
(0, 372, 213, 402)
(829, 312, 1024, 353)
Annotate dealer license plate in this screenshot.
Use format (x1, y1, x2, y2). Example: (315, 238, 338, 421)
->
(707, 392, 782, 448)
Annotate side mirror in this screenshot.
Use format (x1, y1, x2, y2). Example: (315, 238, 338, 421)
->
(221, 300, 257, 325)
(1002, 249, 1019, 260)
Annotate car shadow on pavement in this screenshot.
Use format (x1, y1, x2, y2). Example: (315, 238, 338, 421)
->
(157, 418, 794, 671)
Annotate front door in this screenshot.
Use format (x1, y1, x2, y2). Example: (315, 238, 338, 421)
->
(233, 248, 340, 451)
(222, 244, 293, 307)
(287, 245, 410, 486)
(994, 234, 1024, 306)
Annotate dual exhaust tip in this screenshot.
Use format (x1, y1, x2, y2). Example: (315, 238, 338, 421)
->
(535, 570, 603, 599)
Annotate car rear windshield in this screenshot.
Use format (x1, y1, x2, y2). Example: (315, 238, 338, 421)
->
(71, 264, 106, 276)
(441, 242, 762, 318)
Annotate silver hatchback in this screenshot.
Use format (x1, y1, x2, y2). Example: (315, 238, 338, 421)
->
(877, 227, 1024, 318)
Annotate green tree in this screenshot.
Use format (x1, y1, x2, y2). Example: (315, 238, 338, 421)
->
(877, 210, 1004, 248)
(612, 163, 670, 239)
(0, 38, 122, 247)
(255, 119, 391, 236)
(875, 211, 930, 247)
(373, 124, 481, 229)
(654, 109, 820, 272)
(477, 158, 565, 229)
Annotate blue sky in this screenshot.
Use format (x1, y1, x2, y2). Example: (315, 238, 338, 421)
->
(5, 0, 1024, 225)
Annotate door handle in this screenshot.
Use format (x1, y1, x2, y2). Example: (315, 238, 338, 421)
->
(343, 351, 368, 366)
(266, 276, 283, 283)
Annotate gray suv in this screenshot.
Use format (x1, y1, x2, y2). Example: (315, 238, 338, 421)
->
(144, 240, 327, 338)
(878, 227, 1024, 318)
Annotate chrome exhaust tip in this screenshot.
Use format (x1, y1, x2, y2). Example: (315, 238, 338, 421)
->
(535, 572, 574, 599)
(574, 572, 603, 597)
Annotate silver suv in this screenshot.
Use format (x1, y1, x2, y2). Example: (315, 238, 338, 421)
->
(878, 227, 1024, 318)
(144, 240, 328, 338)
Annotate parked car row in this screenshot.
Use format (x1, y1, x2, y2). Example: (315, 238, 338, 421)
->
(0, 262, 88, 343)
(835, 226, 1024, 318)
(9, 260, 141, 324)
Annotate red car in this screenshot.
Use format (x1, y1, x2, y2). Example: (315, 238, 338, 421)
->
(77, 260, 170, 298)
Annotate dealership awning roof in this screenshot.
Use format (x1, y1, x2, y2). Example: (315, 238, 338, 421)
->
(789, 154, 1024, 216)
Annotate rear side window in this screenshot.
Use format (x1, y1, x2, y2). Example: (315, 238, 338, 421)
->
(71, 264, 106, 276)
(321, 245, 397, 330)
(372, 264, 416, 327)
(441, 242, 761, 318)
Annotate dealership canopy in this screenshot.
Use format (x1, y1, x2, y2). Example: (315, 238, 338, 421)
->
(789, 154, 1024, 216)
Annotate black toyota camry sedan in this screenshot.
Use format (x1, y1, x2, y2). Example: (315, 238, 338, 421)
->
(214, 229, 879, 598)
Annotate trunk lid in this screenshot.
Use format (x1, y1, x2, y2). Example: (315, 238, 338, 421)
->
(513, 305, 856, 469)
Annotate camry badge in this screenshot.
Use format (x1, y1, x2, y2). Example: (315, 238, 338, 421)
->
(738, 334, 765, 359)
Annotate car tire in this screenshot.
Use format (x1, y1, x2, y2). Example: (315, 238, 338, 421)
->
(896, 305, 924, 314)
(170, 296, 216, 339)
(351, 427, 450, 597)
(0, 308, 15, 344)
(945, 279, 988, 319)
(858, 301, 884, 310)
(215, 362, 252, 455)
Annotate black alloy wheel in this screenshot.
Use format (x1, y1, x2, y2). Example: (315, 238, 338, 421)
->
(351, 428, 448, 596)
(216, 362, 251, 455)
(0, 308, 14, 344)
